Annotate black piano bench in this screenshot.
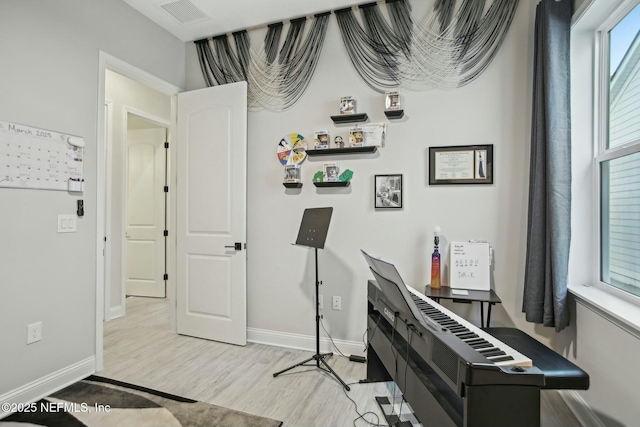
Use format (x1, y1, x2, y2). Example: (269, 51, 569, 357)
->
(484, 327, 589, 390)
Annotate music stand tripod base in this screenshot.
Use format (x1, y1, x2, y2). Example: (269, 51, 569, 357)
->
(272, 207, 350, 391)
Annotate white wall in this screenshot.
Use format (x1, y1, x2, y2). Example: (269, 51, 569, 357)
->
(105, 70, 173, 316)
(0, 0, 184, 399)
(186, 1, 547, 346)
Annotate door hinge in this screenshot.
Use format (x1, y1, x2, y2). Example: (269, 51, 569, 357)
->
(164, 230, 168, 237)
(164, 142, 169, 149)
(164, 186, 169, 193)
(163, 273, 169, 281)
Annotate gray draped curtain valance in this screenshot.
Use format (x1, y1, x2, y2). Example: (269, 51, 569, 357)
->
(194, 0, 521, 110)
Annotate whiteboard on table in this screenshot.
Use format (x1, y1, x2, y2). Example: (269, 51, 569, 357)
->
(449, 241, 491, 291)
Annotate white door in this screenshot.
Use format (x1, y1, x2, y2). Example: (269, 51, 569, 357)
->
(176, 81, 247, 345)
(125, 124, 167, 298)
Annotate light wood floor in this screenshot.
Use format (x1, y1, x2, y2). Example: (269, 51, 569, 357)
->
(101, 297, 582, 427)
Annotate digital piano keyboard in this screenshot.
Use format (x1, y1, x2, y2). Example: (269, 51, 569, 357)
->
(406, 286, 533, 368)
(367, 280, 545, 427)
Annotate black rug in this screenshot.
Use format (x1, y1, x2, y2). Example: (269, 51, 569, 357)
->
(1, 376, 282, 427)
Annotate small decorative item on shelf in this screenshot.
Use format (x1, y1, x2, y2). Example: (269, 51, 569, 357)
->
(284, 164, 301, 183)
(323, 162, 339, 181)
(277, 133, 307, 166)
(339, 96, 355, 115)
(314, 131, 330, 149)
(313, 170, 324, 183)
(334, 135, 344, 148)
(360, 123, 387, 148)
(384, 90, 404, 119)
(430, 226, 441, 289)
(339, 169, 353, 182)
(385, 91, 400, 111)
(349, 127, 364, 147)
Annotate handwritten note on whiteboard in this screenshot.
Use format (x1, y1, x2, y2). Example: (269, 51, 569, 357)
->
(0, 120, 84, 191)
(449, 241, 491, 291)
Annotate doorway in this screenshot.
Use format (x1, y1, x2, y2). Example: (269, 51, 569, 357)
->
(102, 69, 173, 320)
(97, 53, 180, 371)
(125, 114, 168, 299)
(96, 53, 248, 372)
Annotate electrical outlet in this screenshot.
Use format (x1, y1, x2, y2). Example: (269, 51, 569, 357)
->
(319, 294, 324, 310)
(27, 322, 42, 344)
(332, 296, 341, 310)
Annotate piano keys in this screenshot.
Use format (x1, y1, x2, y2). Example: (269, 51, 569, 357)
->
(407, 286, 532, 367)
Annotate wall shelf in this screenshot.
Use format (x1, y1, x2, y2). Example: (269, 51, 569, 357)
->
(283, 182, 303, 188)
(330, 113, 369, 124)
(313, 181, 351, 188)
(307, 146, 377, 156)
(384, 109, 404, 119)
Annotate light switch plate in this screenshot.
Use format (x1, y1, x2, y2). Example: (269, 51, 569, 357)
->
(58, 214, 77, 233)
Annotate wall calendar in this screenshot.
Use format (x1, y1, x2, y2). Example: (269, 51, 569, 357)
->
(0, 120, 84, 192)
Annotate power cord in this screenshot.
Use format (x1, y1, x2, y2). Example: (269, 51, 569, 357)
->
(343, 381, 389, 427)
(319, 315, 348, 357)
(363, 313, 382, 353)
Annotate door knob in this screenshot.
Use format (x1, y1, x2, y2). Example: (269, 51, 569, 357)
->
(225, 242, 242, 251)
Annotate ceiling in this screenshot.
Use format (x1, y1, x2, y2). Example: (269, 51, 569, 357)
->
(122, 0, 367, 42)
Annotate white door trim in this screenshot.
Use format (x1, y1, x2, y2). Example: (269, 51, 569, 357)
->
(96, 51, 182, 372)
(103, 99, 115, 321)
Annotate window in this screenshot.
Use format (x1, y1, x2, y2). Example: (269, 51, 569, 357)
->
(598, 2, 640, 298)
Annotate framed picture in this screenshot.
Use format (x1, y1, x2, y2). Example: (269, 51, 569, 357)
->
(375, 174, 403, 209)
(428, 145, 493, 185)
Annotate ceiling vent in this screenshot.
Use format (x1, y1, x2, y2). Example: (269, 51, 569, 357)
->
(160, 0, 209, 24)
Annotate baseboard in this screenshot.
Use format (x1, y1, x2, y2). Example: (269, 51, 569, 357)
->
(109, 305, 124, 320)
(247, 327, 365, 358)
(0, 356, 95, 420)
(559, 390, 605, 427)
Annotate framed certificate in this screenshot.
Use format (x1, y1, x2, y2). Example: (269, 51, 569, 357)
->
(428, 145, 493, 185)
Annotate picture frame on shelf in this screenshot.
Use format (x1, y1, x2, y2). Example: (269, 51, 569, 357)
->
(428, 144, 493, 185)
(375, 174, 403, 209)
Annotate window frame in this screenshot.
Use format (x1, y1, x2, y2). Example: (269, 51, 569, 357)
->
(593, 0, 640, 303)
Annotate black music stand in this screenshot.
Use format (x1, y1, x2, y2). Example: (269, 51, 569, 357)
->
(272, 207, 350, 390)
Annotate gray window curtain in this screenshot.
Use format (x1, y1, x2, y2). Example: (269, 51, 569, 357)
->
(523, 0, 572, 332)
